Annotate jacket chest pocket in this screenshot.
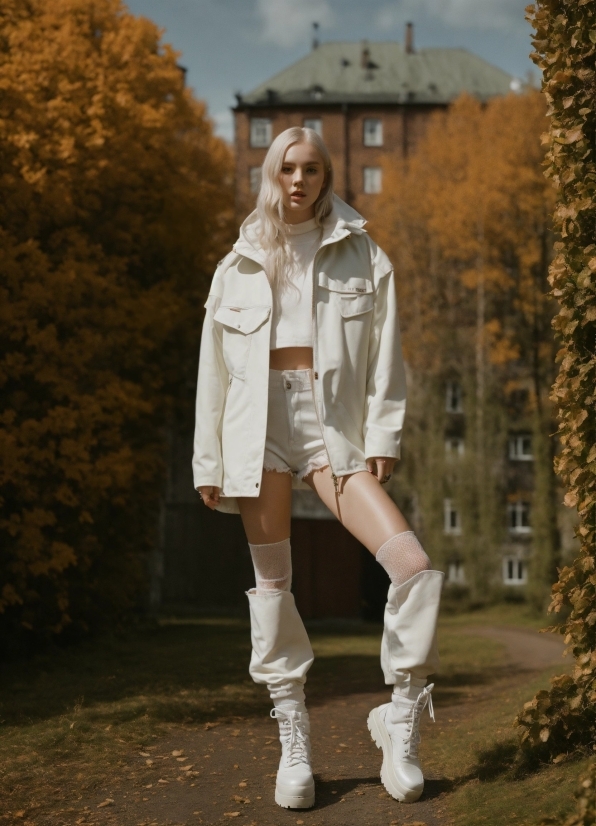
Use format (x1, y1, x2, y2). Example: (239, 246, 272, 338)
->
(214, 305, 271, 379)
(317, 274, 374, 318)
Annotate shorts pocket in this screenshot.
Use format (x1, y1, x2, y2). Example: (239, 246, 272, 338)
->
(214, 305, 270, 379)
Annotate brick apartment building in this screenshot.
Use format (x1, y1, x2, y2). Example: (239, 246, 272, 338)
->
(233, 27, 513, 219)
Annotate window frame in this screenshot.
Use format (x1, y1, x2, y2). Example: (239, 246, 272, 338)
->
(445, 436, 465, 458)
(507, 501, 532, 534)
(250, 117, 272, 148)
(303, 118, 323, 137)
(363, 118, 383, 147)
(508, 434, 533, 461)
(447, 560, 466, 584)
(502, 555, 527, 585)
(444, 498, 462, 536)
(363, 166, 382, 194)
(446, 381, 463, 413)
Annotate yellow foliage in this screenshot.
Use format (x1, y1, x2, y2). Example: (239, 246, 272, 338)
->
(0, 0, 233, 642)
(371, 91, 556, 378)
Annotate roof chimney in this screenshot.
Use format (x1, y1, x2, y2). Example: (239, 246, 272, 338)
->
(361, 40, 370, 69)
(405, 22, 414, 54)
(312, 21, 319, 50)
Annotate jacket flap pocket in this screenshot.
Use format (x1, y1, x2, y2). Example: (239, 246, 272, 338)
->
(214, 305, 271, 335)
(318, 273, 373, 294)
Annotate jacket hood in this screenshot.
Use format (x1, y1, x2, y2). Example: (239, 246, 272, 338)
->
(233, 194, 367, 264)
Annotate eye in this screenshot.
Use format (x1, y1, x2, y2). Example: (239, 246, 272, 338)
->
(281, 165, 292, 173)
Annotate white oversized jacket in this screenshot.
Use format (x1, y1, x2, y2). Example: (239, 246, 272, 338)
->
(192, 195, 406, 514)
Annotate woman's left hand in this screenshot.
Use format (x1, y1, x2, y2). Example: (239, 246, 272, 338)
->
(367, 456, 397, 484)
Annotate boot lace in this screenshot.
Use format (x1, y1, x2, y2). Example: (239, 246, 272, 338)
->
(270, 708, 310, 767)
(403, 683, 435, 758)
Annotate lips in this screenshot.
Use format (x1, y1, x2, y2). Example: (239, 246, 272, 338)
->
(291, 191, 305, 198)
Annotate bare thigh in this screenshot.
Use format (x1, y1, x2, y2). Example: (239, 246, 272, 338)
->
(304, 467, 410, 554)
(237, 470, 293, 545)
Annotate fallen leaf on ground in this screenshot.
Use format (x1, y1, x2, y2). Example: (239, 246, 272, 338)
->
(158, 778, 169, 784)
(182, 764, 194, 771)
(238, 781, 247, 788)
(224, 813, 241, 818)
(172, 750, 184, 757)
(232, 795, 250, 803)
(204, 722, 220, 730)
(139, 752, 150, 757)
(97, 799, 114, 808)
(145, 759, 154, 766)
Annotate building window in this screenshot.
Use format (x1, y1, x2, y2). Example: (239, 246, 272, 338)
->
(303, 118, 322, 136)
(363, 167, 382, 194)
(250, 118, 272, 148)
(445, 437, 465, 458)
(249, 166, 262, 194)
(363, 118, 383, 146)
(444, 498, 462, 535)
(447, 560, 466, 584)
(508, 501, 531, 534)
(446, 381, 463, 413)
(502, 556, 527, 585)
(509, 434, 533, 461)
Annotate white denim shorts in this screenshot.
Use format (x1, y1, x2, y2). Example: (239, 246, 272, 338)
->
(264, 369, 330, 480)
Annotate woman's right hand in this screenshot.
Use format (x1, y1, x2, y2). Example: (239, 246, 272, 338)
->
(198, 486, 220, 510)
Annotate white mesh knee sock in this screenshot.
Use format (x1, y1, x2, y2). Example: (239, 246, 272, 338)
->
(249, 537, 292, 594)
(376, 531, 431, 587)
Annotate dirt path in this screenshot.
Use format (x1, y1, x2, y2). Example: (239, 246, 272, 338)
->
(55, 627, 565, 826)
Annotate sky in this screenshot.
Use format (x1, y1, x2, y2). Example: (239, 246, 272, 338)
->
(125, 0, 536, 143)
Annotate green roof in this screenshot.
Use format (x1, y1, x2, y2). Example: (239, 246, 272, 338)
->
(239, 41, 514, 107)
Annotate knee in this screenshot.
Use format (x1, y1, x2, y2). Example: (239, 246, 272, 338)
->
(376, 531, 431, 587)
(249, 537, 292, 593)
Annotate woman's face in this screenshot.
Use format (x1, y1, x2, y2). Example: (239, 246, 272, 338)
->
(279, 142, 326, 223)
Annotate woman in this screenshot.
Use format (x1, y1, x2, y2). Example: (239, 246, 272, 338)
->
(193, 127, 443, 810)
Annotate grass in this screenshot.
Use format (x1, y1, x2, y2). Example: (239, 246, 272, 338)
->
(0, 606, 584, 825)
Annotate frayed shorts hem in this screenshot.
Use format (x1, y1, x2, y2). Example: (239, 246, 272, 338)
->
(263, 449, 329, 481)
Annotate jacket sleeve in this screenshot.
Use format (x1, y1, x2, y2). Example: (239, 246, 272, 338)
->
(192, 259, 231, 490)
(363, 247, 407, 460)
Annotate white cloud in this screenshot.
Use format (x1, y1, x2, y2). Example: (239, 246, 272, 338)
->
(375, 0, 525, 33)
(256, 0, 334, 48)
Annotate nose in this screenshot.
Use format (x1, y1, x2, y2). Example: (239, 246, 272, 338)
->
(293, 167, 304, 187)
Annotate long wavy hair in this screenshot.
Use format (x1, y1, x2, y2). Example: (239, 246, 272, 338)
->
(256, 127, 334, 293)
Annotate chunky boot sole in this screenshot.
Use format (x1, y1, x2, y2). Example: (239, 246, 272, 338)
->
(275, 783, 315, 809)
(367, 707, 423, 803)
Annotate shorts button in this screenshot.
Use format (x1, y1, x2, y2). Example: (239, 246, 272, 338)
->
(285, 381, 291, 389)
(237, 324, 241, 329)
(255, 482, 259, 488)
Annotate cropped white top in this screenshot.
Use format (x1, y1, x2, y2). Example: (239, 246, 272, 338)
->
(270, 217, 321, 350)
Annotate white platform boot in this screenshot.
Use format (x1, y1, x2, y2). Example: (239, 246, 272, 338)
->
(247, 589, 315, 809)
(368, 570, 444, 803)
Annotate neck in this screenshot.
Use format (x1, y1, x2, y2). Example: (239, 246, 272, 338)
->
(283, 206, 316, 225)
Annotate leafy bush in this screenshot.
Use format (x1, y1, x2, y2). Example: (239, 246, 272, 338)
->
(514, 0, 596, 758)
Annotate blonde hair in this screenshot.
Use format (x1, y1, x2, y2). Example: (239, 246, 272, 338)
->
(256, 127, 334, 293)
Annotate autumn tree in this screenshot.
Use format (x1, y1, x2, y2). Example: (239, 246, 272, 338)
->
(372, 92, 559, 605)
(0, 0, 233, 645)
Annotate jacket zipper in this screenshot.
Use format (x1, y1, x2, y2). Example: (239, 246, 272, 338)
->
(234, 228, 353, 496)
(309, 235, 350, 495)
